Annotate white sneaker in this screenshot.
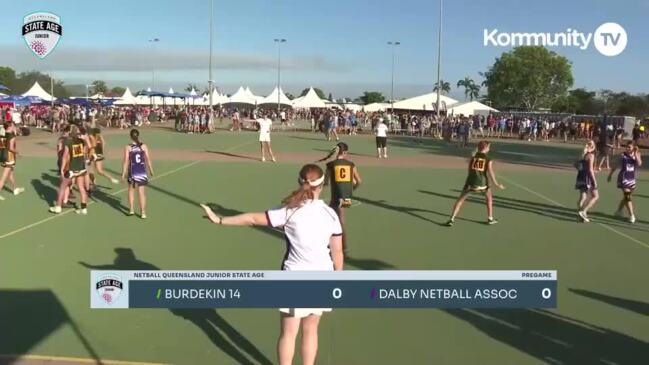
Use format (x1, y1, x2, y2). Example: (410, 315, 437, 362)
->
(630, 215, 636, 224)
(578, 211, 590, 223)
(141, 213, 147, 219)
(111, 178, 119, 184)
(0, 195, 5, 201)
(49, 206, 62, 214)
(383, 154, 388, 159)
(76, 208, 88, 215)
(271, 157, 276, 162)
(261, 157, 266, 162)
(13, 187, 25, 196)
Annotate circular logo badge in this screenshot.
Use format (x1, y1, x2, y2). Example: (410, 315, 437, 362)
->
(593, 22, 627, 56)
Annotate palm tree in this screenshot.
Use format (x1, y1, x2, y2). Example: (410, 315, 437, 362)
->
(433, 80, 451, 95)
(457, 77, 479, 101)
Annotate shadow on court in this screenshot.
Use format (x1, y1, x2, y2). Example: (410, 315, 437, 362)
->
(443, 308, 649, 364)
(570, 288, 649, 317)
(354, 196, 481, 226)
(205, 150, 259, 161)
(0, 290, 103, 365)
(418, 190, 649, 231)
(30, 178, 57, 205)
(79, 248, 272, 365)
(288, 136, 324, 142)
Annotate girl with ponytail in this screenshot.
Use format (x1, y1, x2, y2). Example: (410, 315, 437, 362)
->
(575, 140, 598, 222)
(200, 163, 344, 365)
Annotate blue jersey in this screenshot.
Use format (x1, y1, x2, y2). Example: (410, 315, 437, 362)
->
(617, 152, 637, 189)
(128, 143, 148, 185)
(575, 153, 596, 190)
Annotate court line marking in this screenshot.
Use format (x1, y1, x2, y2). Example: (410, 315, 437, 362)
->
(0, 354, 168, 365)
(0, 160, 201, 241)
(499, 175, 649, 250)
(0, 139, 258, 241)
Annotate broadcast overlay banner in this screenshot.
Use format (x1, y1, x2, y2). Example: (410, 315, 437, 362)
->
(90, 270, 557, 309)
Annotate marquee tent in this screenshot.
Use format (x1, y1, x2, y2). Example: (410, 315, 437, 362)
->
(259, 87, 292, 106)
(115, 87, 137, 105)
(292, 87, 326, 109)
(447, 100, 498, 116)
(391, 92, 457, 111)
(226, 86, 255, 105)
(363, 102, 390, 112)
(22, 81, 55, 101)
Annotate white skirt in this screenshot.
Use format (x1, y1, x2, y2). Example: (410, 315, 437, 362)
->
(279, 307, 332, 318)
(259, 133, 271, 142)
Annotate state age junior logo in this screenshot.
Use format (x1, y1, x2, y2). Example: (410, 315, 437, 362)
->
(95, 274, 123, 305)
(22, 12, 63, 59)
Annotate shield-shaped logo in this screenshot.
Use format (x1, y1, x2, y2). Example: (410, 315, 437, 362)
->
(96, 274, 123, 305)
(22, 12, 63, 59)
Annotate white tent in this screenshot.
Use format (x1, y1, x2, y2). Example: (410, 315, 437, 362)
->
(341, 103, 362, 112)
(244, 87, 263, 104)
(447, 100, 498, 116)
(392, 92, 457, 111)
(189, 88, 198, 96)
(363, 102, 390, 112)
(259, 87, 292, 106)
(292, 87, 326, 109)
(226, 86, 256, 105)
(22, 81, 55, 101)
(115, 87, 137, 105)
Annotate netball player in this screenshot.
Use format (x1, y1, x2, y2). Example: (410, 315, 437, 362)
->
(445, 140, 505, 226)
(607, 141, 642, 223)
(375, 118, 389, 158)
(575, 140, 599, 222)
(49, 125, 89, 214)
(257, 113, 276, 162)
(88, 127, 119, 186)
(0, 121, 25, 200)
(199, 164, 343, 365)
(318, 142, 362, 251)
(122, 129, 154, 218)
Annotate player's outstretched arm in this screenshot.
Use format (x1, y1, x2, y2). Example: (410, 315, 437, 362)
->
(200, 204, 269, 226)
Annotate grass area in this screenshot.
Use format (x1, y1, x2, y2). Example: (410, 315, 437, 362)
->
(0, 128, 648, 364)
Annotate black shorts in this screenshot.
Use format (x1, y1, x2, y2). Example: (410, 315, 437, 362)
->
(376, 136, 387, 148)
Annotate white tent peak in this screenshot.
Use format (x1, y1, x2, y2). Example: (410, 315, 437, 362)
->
(146, 87, 152, 92)
(292, 87, 326, 109)
(115, 87, 137, 105)
(226, 86, 255, 105)
(22, 81, 55, 101)
(168, 87, 174, 94)
(189, 88, 198, 96)
(392, 92, 458, 111)
(260, 87, 292, 105)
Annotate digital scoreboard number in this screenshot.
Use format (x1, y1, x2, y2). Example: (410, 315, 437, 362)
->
(90, 271, 557, 309)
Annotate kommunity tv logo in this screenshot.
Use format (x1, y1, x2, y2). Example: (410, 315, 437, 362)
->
(483, 22, 628, 56)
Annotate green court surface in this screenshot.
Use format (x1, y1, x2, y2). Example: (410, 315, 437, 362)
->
(1, 127, 648, 364)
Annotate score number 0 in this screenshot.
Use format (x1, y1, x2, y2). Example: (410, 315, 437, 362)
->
(332, 288, 342, 299)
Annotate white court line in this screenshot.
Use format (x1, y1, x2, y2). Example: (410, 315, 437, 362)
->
(0, 160, 202, 241)
(499, 175, 649, 250)
(0, 139, 259, 241)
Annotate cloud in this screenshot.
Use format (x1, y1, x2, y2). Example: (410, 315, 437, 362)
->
(0, 44, 349, 73)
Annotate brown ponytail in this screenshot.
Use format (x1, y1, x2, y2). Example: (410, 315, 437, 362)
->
(282, 164, 324, 208)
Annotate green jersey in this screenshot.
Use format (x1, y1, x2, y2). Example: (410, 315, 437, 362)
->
(326, 158, 355, 200)
(0, 132, 15, 164)
(465, 152, 490, 189)
(66, 137, 86, 171)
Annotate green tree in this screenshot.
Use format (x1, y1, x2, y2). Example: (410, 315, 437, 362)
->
(433, 80, 451, 95)
(359, 91, 386, 104)
(285, 93, 295, 100)
(14, 70, 69, 97)
(456, 77, 480, 101)
(185, 83, 199, 92)
(91, 80, 108, 93)
(300, 88, 326, 99)
(483, 46, 573, 110)
(110, 86, 126, 96)
(0, 67, 17, 91)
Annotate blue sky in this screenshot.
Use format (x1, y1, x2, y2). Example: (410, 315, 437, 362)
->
(1, 0, 647, 98)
